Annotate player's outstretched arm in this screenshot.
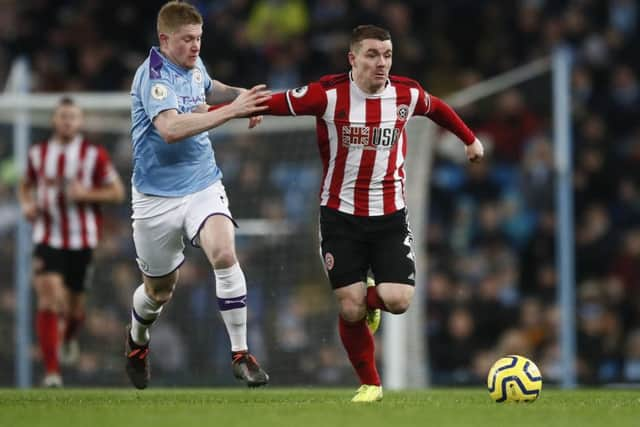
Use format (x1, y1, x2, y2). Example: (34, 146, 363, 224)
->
(426, 96, 484, 162)
(153, 84, 271, 143)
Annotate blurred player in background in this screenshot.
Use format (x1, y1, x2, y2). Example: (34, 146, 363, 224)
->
(212, 24, 484, 401)
(125, 0, 271, 389)
(18, 97, 125, 387)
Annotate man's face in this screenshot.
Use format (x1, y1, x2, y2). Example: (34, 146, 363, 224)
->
(52, 105, 83, 140)
(349, 38, 393, 92)
(161, 24, 202, 69)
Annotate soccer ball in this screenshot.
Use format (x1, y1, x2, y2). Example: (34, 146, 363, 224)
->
(487, 355, 542, 403)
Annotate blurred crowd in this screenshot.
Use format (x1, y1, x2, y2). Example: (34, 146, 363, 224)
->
(1, 0, 640, 386)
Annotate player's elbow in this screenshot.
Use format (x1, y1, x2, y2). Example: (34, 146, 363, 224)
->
(159, 129, 181, 144)
(154, 114, 182, 144)
(112, 183, 126, 203)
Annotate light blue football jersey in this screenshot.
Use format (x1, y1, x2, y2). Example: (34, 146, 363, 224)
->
(130, 47, 222, 196)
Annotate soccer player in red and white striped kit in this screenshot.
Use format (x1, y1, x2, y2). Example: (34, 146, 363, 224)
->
(18, 97, 125, 387)
(212, 24, 484, 401)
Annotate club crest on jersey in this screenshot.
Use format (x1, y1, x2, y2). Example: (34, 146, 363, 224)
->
(291, 85, 309, 98)
(324, 252, 335, 270)
(192, 69, 203, 85)
(151, 83, 168, 100)
(397, 104, 409, 121)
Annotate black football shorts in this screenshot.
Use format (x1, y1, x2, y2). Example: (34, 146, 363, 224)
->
(319, 206, 416, 289)
(33, 244, 94, 293)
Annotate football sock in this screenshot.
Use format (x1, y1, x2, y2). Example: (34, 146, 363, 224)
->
(366, 286, 388, 311)
(36, 310, 60, 374)
(338, 316, 381, 386)
(63, 313, 85, 342)
(130, 284, 163, 346)
(214, 263, 248, 352)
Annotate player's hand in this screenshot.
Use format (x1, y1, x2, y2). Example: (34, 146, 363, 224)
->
(230, 84, 271, 118)
(248, 115, 263, 129)
(466, 138, 484, 163)
(66, 180, 89, 202)
(21, 201, 38, 222)
(193, 103, 211, 114)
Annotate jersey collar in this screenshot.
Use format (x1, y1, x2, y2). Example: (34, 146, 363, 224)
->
(150, 47, 192, 76)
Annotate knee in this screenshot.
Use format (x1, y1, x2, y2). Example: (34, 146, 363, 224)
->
(380, 285, 414, 314)
(384, 297, 411, 314)
(338, 298, 367, 322)
(210, 247, 237, 268)
(145, 279, 177, 305)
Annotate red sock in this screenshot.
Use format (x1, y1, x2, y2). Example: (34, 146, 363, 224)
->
(64, 313, 85, 342)
(36, 310, 59, 374)
(338, 316, 381, 386)
(366, 286, 387, 310)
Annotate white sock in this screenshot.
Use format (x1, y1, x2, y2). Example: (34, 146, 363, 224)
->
(215, 263, 248, 352)
(130, 284, 163, 346)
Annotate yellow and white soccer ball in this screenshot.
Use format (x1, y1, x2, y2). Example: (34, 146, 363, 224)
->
(487, 355, 542, 403)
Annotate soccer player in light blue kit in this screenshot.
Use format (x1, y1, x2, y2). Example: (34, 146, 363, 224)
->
(125, 0, 271, 389)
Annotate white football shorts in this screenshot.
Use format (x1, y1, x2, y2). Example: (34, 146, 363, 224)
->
(131, 180, 234, 277)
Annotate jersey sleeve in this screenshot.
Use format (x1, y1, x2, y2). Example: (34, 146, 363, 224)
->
(92, 146, 117, 186)
(412, 83, 433, 116)
(276, 82, 327, 116)
(141, 75, 179, 121)
(207, 82, 327, 117)
(203, 65, 213, 95)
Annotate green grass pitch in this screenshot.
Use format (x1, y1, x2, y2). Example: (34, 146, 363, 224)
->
(0, 388, 638, 427)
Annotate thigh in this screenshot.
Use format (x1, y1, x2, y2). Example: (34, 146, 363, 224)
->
(33, 244, 65, 277)
(369, 209, 416, 286)
(184, 180, 236, 247)
(319, 207, 369, 289)
(62, 249, 93, 293)
(133, 211, 185, 278)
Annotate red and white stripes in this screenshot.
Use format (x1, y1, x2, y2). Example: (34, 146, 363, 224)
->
(27, 136, 112, 249)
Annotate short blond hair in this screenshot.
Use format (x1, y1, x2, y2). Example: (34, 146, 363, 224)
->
(157, 1, 203, 35)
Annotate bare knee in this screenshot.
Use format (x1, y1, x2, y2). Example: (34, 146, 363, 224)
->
(378, 283, 414, 314)
(34, 274, 64, 312)
(384, 297, 412, 314)
(335, 284, 367, 322)
(210, 247, 236, 268)
(144, 271, 178, 304)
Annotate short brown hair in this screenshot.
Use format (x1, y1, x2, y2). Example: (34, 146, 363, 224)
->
(350, 25, 391, 51)
(157, 1, 203, 35)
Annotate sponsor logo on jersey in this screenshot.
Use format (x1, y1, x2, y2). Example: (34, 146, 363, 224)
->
(291, 85, 309, 98)
(151, 83, 168, 100)
(341, 126, 401, 150)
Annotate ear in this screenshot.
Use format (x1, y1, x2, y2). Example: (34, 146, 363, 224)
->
(159, 32, 169, 47)
(348, 51, 356, 68)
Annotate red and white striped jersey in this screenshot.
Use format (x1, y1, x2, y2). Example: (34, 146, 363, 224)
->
(25, 136, 116, 249)
(270, 73, 437, 216)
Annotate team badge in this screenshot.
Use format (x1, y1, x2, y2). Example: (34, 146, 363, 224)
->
(397, 104, 409, 121)
(192, 69, 203, 85)
(324, 252, 335, 271)
(291, 85, 309, 98)
(151, 83, 168, 100)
